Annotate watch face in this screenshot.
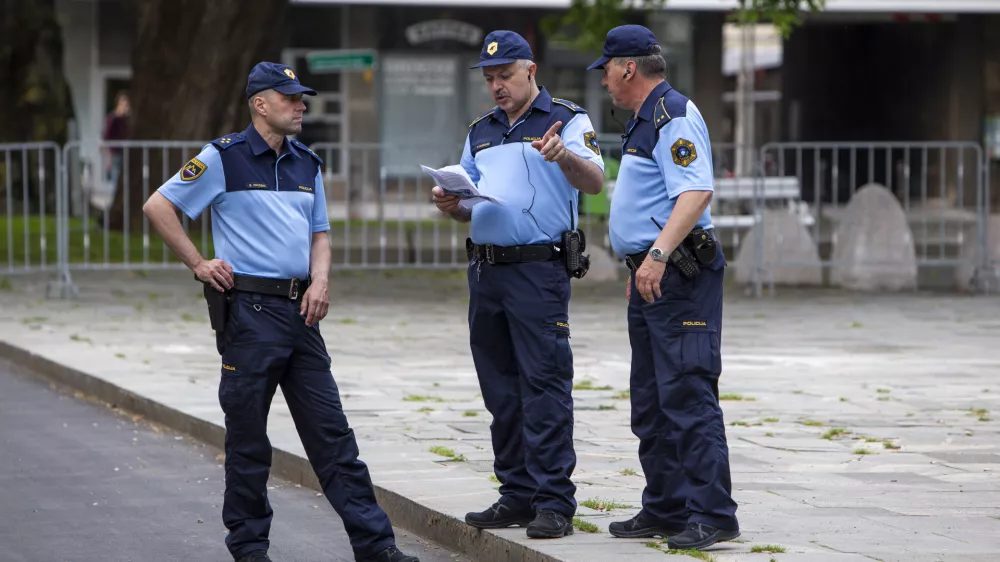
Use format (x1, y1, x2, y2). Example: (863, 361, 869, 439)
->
(650, 248, 663, 260)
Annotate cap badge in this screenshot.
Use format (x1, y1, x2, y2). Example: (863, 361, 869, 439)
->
(486, 41, 498, 56)
(283, 68, 296, 79)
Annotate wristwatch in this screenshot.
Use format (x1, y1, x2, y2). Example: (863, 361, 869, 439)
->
(649, 247, 668, 263)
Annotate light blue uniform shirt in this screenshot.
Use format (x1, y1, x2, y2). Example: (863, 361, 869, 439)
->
(608, 81, 715, 258)
(157, 124, 330, 280)
(461, 88, 605, 246)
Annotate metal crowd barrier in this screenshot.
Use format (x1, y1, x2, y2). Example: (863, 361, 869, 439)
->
(749, 142, 993, 295)
(0, 139, 994, 299)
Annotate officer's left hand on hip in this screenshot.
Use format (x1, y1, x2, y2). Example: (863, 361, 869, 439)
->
(300, 283, 330, 327)
(635, 259, 666, 303)
(532, 121, 565, 163)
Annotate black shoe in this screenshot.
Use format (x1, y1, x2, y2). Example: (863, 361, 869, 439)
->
(667, 522, 741, 550)
(355, 545, 419, 562)
(525, 509, 574, 539)
(235, 551, 271, 562)
(608, 512, 685, 539)
(465, 501, 534, 529)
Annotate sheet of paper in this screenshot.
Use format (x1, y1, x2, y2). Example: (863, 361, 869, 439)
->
(420, 164, 503, 209)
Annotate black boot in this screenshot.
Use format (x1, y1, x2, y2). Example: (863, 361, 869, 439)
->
(667, 522, 741, 550)
(525, 509, 574, 539)
(609, 512, 685, 539)
(355, 545, 419, 562)
(235, 551, 271, 562)
(465, 501, 534, 529)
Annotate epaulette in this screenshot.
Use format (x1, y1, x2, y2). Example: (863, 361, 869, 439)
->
(291, 138, 323, 165)
(469, 107, 496, 128)
(210, 133, 246, 150)
(653, 96, 673, 130)
(552, 98, 586, 113)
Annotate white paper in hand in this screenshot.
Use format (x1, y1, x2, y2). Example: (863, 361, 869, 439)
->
(420, 164, 503, 209)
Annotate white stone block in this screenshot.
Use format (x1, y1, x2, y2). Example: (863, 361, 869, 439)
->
(733, 209, 822, 286)
(831, 183, 918, 291)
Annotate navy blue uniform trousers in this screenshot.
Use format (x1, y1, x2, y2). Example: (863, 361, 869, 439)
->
(216, 291, 394, 559)
(627, 246, 739, 531)
(468, 259, 577, 517)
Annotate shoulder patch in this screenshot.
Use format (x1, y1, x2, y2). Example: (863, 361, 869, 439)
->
(210, 133, 246, 151)
(180, 157, 207, 182)
(671, 138, 697, 167)
(551, 98, 586, 113)
(653, 96, 673, 130)
(583, 131, 600, 156)
(291, 139, 323, 165)
(469, 108, 496, 128)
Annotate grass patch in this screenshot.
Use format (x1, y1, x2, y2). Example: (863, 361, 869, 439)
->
(970, 408, 989, 417)
(792, 390, 804, 395)
(883, 440, 901, 450)
(428, 445, 466, 462)
(876, 388, 891, 394)
(613, 389, 631, 400)
(416, 407, 434, 413)
(765, 432, 774, 437)
(339, 318, 356, 324)
(840, 397, 848, 402)
(620, 468, 637, 476)
(573, 379, 613, 391)
(980, 415, 992, 422)
(180, 312, 200, 322)
(720, 393, 755, 401)
(571, 517, 599, 533)
(0, 278, 12, 291)
(403, 395, 445, 403)
(69, 334, 92, 344)
(763, 417, 779, 423)
(800, 419, 824, 427)
(579, 497, 631, 512)
(115, 353, 126, 359)
(822, 428, 850, 440)
(853, 448, 874, 455)
(665, 548, 716, 561)
(729, 420, 750, 427)
(850, 321, 864, 328)
(751, 545, 787, 553)
(462, 410, 478, 417)
(598, 404, 616, 411)
(877, 396, 890, 402)
(488, 474, 500, 484)
(20, 316, 47, 324)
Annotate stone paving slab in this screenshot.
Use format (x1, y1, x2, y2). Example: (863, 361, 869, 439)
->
(2, 269, 1000, 561)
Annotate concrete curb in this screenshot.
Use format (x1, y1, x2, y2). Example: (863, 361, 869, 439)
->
(0, 340, 562, 562)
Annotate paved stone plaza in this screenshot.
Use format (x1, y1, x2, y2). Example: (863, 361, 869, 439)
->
(1, 268, 999, 562)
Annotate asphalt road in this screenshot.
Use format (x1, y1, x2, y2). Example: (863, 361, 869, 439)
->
(0, 360, 467, 562)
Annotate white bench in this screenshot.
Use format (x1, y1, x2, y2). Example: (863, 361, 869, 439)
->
(712, 176, 815, 229)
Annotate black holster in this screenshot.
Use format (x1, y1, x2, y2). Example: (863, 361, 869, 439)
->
(561, 229, 590, 279)
(203, 283, 229, 332)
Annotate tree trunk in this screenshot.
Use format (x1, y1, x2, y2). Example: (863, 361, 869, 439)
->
(110, 0, 288, 232)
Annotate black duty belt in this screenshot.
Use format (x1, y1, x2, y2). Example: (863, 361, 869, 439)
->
(467, 240, 561, 264)
(625, 228, 718, 271)
(232, 274, 309, 300)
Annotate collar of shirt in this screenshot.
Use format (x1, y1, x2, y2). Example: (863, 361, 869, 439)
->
(490, 86, 553, 127)
(633, 80, 673, 125)
(243, 124, 303, 160)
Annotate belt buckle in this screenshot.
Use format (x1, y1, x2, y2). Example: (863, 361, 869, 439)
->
(288, 277, 299, 300)
(485, 245, 495, 265)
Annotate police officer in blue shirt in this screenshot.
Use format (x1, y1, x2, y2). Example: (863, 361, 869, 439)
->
(586, 25, 740, 551)
(431, 30, 605, 539)
(142, 62, 419, 562)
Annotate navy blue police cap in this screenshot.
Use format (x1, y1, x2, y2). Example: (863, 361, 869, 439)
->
(470, 30, 534, 69)
(587, 24, 660, 70)
(246, 62, 317, 99)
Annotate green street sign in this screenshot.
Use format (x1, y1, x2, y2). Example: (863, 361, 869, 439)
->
(307, 50, 377, 73)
